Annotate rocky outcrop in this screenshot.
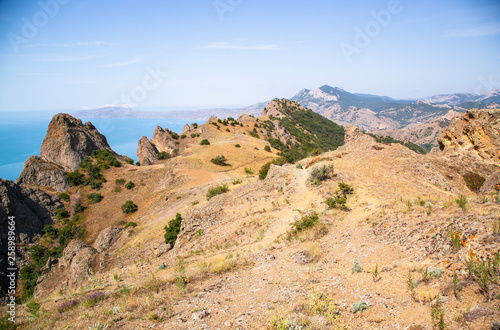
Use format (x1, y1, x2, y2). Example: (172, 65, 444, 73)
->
(435, 108, 500, 190)
(16, 156, 69, 192)
(344, 125, 364, 144)
(270, 120, 294, 145)
(261, 99, 288, 118)
(480, 171, 500, 194)
(437, 108, 500, 164)
(0, 179, 62, 294)
(136, 136, 158, 166)
(93, 227, 122, 252)
(150, 126, 178, 153)
(60, 240, 98, 284)
(40, 113, 117, 172)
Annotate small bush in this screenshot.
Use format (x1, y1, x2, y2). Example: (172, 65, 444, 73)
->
(86, 193, 103, 204)
(338, 182, 354, 194)
(456, 195, 467, 211)
(66, 170, 84, 186)
(157, 151, 170, 160)
(264, 145, 271, 152)
(235, 144, 241, 148)
(136, 161, 141, 166)
(59, 192, 70, 202)
(351, 259, 363, 274)
(309, 164, 335, 186)
(82, 291, 105, 308)
(56, 208, 70, 220)
(125, 158, 134, 164)
(125, 181, 135, 190)
(200, 139, 210, 145)
(115, 178, 125, 184)
(164, 213, 182, 246)
(325, 195, 348, 211)
(121, 200, 138, 214)
(211, 155, 229, 166)
(74, 202, 86, 213)
(180, 134, 186, 139)
(57, 299, 80, 313)
(43, 225, 58, 239)
(232, 179, 242, 185)
(290, 212, 319, 235)
(124, 221, 137, 229)
(350, 302, 368, 314)
(206, 184, 229, 200)
(244, 167, 253, 175)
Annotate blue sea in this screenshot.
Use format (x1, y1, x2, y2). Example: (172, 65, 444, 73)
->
(0, 111, 195, 182)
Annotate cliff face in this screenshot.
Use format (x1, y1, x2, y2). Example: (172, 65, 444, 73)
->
(0, 179, 62, 294)
(40, 113, 117, 172)
(150, 126, 178, 153)
(16, 156, 69, 192)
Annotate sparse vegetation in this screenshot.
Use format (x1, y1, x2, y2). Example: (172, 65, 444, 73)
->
(206, 184, 229, 200)
(287, 212, 327, 241)
(455, 194, 467, 211)
(66, 170, 84, 186)
(407, 270, 416, 298)
(59, 192, 70, 202)
(244, 167, 253, 175)
(430, 296, 446, 330)
(351, 259, 363, 274)
(125, 181, 135, 189)
(121, 200, 138, 214)
(309, 164, 335, 186)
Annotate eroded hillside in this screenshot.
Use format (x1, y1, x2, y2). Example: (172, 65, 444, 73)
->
(2, 106, 500, 330)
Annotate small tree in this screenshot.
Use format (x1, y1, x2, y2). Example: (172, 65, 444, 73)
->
(157, 151, 171, 160)
(211, 155, 229, 166)
(164, 213, 182, 246)
(86, 193, 103, 204)
(125, 181, 135, 190)
(121, 200, 138, 214)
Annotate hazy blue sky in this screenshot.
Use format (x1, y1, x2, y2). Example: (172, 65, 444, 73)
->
(0, 0, 499, 111)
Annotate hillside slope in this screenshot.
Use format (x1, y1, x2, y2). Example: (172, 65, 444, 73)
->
(3, 106, 500, 330)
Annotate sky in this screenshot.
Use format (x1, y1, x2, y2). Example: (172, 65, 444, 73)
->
(0, 0, 499, 112)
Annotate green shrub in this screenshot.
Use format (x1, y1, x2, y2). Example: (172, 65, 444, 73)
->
(259, 162, 272, 180)
(211, 155, 229, 166)
(66, 170, 84, 186)
(86, 193, 103, 204)
(89, 181, 102, 190)
(325, 195, 348, 210)
(74, 202, 86, 213)
(59, 192, 70, 202)
(136, 161, 141, 166)
(115, 178, 125, 184)
(124, 222, 137, 229)
(164, 213, 182, 246)
(180, 134, 186, 139)
(125, 181, 135, 190)
(290, 212, 319, 235)
(56, 208, 70, 220)
(235, 144, 241, 148)
(200, 139, 210, 145)
(232, 179, 242, 185)
(456, 195, 467, 211)
(309, 164, 335, 185)
(338, 182, 354, 194)
(244, 167, 253, 175)
(125, 158, 134, 164)
(121, 200, 138, 214)
(264, 145, 271, 152)
(43, 224, 58, 239)
(206, 184, 229, 200)
(157, 151, 171, 160)
(351, 259, 363, 274)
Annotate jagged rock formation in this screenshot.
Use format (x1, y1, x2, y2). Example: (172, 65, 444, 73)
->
(40, 113, 117, 172)
(16, 156, 69, 192)
(136, 126, 179, 166)
(437, 108, 500, 164)
(150, 126, 178, 153)
(0, 179, 62, 294)
(136, 136, 159, 166)
(60, 240, 98, 284)
(93, 227, 122, 253)
(435, 108, 500, 191)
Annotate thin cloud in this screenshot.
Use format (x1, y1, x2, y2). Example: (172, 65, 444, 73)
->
(201, 42, 280, 50)
(53, 41, 118, 47)
(34, 53, 101, 62)
(102, 57, 142, 68)
(445, 23, 500, 37)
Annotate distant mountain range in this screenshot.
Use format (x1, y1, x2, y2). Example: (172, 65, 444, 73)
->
(73, 85, 500, 133)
